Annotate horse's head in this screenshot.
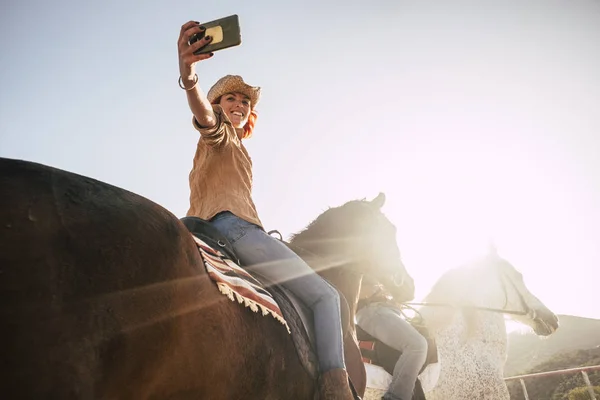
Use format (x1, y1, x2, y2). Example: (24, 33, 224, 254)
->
(488, 252, 559, 336)
(290, 193, 414, 301)
(423, 248, 559, 337)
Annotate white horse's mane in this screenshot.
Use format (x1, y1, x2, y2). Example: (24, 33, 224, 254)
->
(419, 259, 494, 334)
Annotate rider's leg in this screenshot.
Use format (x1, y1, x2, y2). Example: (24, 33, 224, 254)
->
(356, 303, 428, 400)
(210, 212, 354, 399)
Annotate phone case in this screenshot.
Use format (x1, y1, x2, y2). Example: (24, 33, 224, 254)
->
(190, 14, 241, 55)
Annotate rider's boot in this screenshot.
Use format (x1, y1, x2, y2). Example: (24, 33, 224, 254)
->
(318, 368, 360, 400)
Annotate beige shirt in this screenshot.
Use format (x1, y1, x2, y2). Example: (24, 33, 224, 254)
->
(186, 105, 263, 228)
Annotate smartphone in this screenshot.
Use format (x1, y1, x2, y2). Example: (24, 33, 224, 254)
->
(190, 14, 242, 55)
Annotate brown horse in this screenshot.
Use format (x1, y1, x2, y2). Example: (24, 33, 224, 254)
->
(0, 157, 413, 399)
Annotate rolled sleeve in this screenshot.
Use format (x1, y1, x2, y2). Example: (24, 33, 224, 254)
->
(192, 105, 231, 147)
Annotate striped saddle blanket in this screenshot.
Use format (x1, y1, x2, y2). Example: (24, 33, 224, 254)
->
(192, 236, 290, 333)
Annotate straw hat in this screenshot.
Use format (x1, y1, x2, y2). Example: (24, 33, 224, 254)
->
(207, 75, 261, 108)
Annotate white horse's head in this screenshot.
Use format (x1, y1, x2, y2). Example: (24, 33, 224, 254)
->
(422, 248, 559, 336)
(484, 248, 559, 336)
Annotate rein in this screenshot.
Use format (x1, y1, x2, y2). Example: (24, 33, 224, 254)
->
(404, 260, 534, 318)
(402, 302, 529, 316)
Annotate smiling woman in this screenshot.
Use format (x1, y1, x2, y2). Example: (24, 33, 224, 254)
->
(218, 93, 252, 129)
(205, 75, 259, 139)
(176, 19, 359, 399)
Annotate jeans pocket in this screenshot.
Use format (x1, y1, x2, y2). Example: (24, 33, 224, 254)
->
(211, 213, 249, 244)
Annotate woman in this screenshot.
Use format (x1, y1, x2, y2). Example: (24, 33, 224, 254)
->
(177, 21, 356, 400)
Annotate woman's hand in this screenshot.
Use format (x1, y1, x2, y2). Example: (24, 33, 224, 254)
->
(178, 21, 214, 80)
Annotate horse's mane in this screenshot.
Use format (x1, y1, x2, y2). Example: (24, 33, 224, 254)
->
(288, 199, 369, 251)
(420, 257, 497, 335)
(288, 207, 333, 243)
(423, 262, 478, 303)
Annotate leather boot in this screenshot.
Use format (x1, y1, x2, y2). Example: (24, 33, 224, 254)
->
(318, 368, 357, 400)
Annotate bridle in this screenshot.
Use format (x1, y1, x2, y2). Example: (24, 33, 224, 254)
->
(403, 301, 529, 316)
(404, 267, 532, 317)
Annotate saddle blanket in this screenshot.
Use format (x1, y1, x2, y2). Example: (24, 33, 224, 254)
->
(193, 236, 290, 333)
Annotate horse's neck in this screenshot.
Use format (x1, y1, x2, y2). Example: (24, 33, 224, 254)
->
(431, 307, 507, 349)
(288, 235, 363, 316)
(422, 267, 507, 333)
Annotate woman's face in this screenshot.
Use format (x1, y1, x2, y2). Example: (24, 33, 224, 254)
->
(218, 92, 251, 128)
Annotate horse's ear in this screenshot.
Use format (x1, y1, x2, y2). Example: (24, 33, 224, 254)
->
(370, 192, 386, 209)
(487, 238, 498, 258)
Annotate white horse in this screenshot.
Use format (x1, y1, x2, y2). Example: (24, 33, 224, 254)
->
(363, 249, 559, 400)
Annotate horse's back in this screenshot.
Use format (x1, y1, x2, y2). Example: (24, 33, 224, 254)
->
(0, 158, 203, 398)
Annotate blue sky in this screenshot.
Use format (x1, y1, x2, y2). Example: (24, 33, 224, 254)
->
(2, 0, 599, 321)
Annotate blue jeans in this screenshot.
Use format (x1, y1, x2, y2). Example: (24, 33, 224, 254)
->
(356, 303, 428, 400)
(210, 212, 345, 372)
